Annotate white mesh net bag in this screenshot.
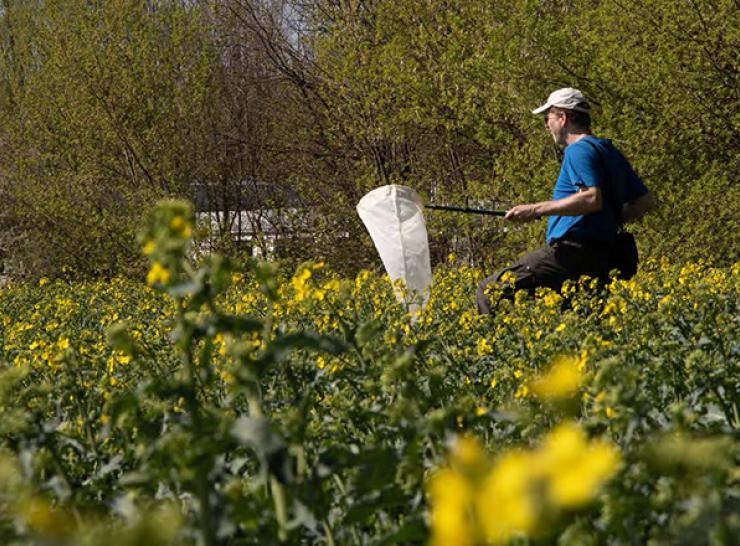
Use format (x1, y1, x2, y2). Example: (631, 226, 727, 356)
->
(356, 185, 432, 313)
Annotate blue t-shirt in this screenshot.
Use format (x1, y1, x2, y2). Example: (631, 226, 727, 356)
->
(546, 136, 648, 243)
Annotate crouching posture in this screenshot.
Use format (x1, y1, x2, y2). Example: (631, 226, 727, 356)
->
(476, 88, 655, 315)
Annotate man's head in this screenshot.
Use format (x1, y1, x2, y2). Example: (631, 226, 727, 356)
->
(533, 87, 592, 145)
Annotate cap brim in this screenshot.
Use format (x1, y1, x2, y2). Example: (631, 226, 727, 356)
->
(531, 103, 551, 115)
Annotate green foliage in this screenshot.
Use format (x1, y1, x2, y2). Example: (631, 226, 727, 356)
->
(0, 0, 216, 277)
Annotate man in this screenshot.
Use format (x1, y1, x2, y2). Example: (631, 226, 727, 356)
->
(476, 87, 655, 315)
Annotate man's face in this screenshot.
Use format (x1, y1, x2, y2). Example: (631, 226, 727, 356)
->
(544, 109, 567, 146)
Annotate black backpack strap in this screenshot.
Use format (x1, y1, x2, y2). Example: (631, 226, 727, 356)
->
(581, 138, 623, 226)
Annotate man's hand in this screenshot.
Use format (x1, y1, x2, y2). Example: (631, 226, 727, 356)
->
(504, 204, 541, 223)
(622, 192, 655, 223)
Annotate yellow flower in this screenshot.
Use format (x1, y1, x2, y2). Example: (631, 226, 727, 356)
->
(499, 271, 516, 288)
(555, 323, 566, 333)
(476, 337, 493, 356)
(38, 277, 49, 287)
(531, 355, 583, 401)
(514, 385, 529, 399)
(291, 268, 312, 302)
(475, 451, 536, 545)
(146, 261, 171, 286)
(169, 215, 192, 239)
(428, 425, 620, 546)
(451, 435, 486, 470)
(322, 279, 340, 291)
(142, 240, 156, 256)
(427, 468, 475, 546)
(536, 422, 621, 508)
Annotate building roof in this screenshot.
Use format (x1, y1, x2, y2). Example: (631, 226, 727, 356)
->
(191, 180, 301, 213)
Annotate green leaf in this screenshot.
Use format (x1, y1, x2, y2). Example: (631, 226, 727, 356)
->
(356, 319, 383, 346)
(259, 332, 347, 368)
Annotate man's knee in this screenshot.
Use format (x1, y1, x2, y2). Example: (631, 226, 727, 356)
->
(476, 277, 492, 315)
(476, 270, 512, 315)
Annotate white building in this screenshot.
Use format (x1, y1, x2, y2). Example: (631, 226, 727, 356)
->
(192, 180, 306, 258)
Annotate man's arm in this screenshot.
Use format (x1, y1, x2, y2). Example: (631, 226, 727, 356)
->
(504, 186, 602, 222)
(621, 191, 655, 223)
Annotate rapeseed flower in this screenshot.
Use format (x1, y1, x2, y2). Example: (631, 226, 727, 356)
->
(427, 468, 475, 546)
(292, 268, 312, 302)
(291, 263, 325, 302)
(542, 292, 561, 308)
(531, 355, 583, 401)
(451, 435, 486, 470)
(146, 261, 171, 286)
(428, 425, 621, 546)
(476, 451, 537, 545)
(142, 239, 156, 256)
(476, 337, 493, 356)
(536, 422, 621, 508)
(169, 215, 192, 239)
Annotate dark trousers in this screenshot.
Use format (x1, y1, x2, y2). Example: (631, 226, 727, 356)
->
(475, 239, 613, 315)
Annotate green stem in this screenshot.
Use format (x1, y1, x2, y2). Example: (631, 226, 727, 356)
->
(177, 298, 217, 546)
(271, 476, 289, 542)
(246, 381, 289, 542)
(295, 445, 306, 480)
(246, 382, 263, 418)
(322, 519, 336, 546)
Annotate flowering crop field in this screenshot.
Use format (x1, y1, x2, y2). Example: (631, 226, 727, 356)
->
(0, 202, 738, 546)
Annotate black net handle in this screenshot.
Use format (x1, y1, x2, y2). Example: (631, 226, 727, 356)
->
(424, 204, 507, 217)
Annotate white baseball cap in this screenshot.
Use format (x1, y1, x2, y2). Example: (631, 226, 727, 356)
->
(532, 87, 590, 114)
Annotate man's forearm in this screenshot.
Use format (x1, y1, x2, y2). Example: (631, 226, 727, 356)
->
(505, 187, 602, 222)
(532, 187, 602, 217)
(621, 192, 655, 223)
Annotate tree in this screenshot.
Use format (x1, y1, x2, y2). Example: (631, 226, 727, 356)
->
(0, 0, 216, 277)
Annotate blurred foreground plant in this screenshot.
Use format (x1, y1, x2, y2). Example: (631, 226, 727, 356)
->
(131, 200, 346, 544)
(427, 425, 621, 546)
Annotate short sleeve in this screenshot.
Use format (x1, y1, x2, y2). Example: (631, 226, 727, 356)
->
(563, 142, 602, 189)
(621, 160, 649, 203)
